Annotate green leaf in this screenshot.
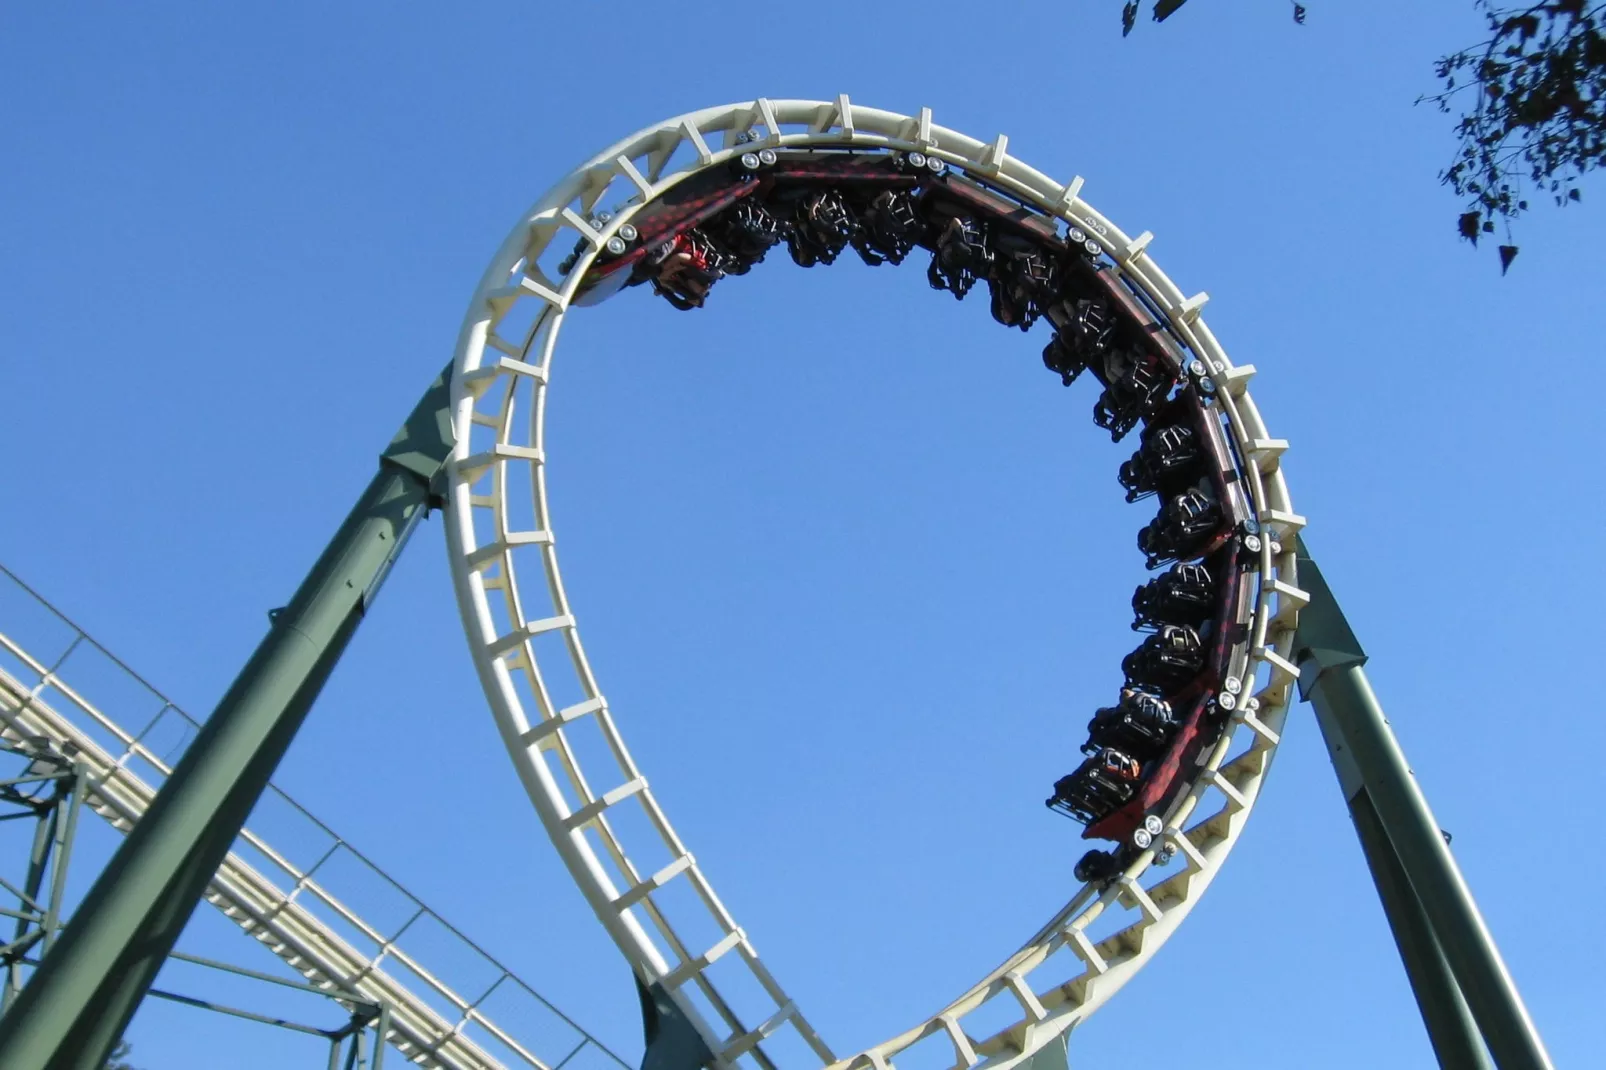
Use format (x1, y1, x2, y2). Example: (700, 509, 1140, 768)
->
(1498, 245, 1519, 274)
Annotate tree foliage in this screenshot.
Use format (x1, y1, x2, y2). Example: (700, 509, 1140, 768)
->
(1422, 1, 1605, 271)
(1120, 1, 1605, 272)
(1120, 0, 1304, 36)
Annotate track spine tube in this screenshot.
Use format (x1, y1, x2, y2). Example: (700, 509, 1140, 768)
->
(1293, 538, 1553, 1070)
(0, 365, 456, 1070)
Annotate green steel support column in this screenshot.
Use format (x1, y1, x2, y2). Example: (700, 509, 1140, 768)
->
(341, 1016, 365, 1070)
(40, 763, 83, 954)
(372, 1003, 390, 1070)
(1293, 539, 1553, 1070)
(1347, 786, 1491, 1070)
(2, 789, 58, 1013)
(0, 365, 456, 1070)
(1312, 684, 1491, 1070)
(637, 974, 715, 1070)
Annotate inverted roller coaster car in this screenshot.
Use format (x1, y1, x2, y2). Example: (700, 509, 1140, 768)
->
(1047, 748, 1143, 824)
(1121, 624, 1207, 692)
(926, 215, 993, 299)
(1138, 486, 1227, 569)
(851, 190, 925, 266)
(987, 232, 1059, 330)
(1085, 688, 1177, 761)
(1083, 694, 1209, 843)
(648, 230, 737, 311)
(1118, 422, 1202, 502)
(1094, 350, 1176, 443)
(1040, 298, 1115, 386)
(702, 199, 787, 273)
(1131, 561, 1216, 631)
(785, 188, 860, 268)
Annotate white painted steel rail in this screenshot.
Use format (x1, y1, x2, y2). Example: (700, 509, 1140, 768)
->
(445, 98, 1305, 1070)
(0, 567, 627, 1070)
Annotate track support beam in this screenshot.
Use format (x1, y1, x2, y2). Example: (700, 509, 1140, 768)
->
(1292, 537, 1552, 1070)
(0, 364, 455, 1070)
(637, 974, 715, 1070)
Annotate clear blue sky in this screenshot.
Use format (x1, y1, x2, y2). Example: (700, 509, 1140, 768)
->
(2, 2, 1601, 1068)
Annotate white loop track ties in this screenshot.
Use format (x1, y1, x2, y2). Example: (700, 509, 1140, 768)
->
(444, 98, 1302, 1070)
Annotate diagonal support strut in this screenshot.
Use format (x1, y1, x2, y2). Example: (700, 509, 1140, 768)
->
(1292, 536, 1552, 1070)
(0, 364, 456, 1070)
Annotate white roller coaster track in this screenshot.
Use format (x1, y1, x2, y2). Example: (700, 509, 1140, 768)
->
(0, 573, 627, 1070)
(444, 98, 1307, 1070)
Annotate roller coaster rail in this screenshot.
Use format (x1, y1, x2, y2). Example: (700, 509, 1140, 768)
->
(444, 97, 1301, 1070)
(0, 96, 1557, 1070)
